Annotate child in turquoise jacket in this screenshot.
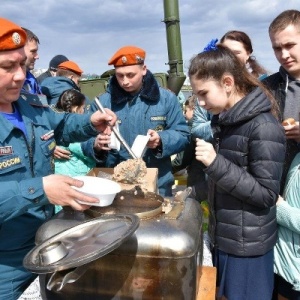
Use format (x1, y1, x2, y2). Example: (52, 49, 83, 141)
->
(274, 152, 300, 298)
(54, 89, 97, 212)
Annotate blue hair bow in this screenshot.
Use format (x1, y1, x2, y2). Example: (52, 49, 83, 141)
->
(202, 38, 218, 53)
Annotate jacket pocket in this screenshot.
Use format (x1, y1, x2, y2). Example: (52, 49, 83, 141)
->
(39, 138, 56, 158)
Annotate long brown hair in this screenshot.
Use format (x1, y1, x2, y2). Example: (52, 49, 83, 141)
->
(188, 45, 279, 118)
(220, 30, 268, 78)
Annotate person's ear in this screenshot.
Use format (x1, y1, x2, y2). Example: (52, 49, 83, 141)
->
(142, 64, 147, 76)
(246, 51, 251, 62)
(222, 75, 234, 93)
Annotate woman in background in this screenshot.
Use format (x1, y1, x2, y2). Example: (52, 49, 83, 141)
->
(220, 30, 268, 80)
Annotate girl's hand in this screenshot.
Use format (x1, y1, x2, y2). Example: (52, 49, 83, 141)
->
(276, 195, 285, 206)
(195, 138, 216, 167)
(54, 146, 71, 160)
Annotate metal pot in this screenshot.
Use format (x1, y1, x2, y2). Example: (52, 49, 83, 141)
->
(24, 190, 203, 299)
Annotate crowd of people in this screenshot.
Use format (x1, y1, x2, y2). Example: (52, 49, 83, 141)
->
(0, 8, 299, 300)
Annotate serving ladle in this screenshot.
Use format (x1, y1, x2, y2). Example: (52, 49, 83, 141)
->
(94, 97, 137, 159)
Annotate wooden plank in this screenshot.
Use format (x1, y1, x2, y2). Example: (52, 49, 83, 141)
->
(197, 266, 217, 300)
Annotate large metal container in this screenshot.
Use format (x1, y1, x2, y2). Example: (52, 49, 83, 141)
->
(27, 191, 203, 300)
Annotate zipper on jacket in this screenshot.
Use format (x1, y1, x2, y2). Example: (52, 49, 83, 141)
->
(208, 131, 220, 249)
(23, 123, 35, 177)
(215, 137, 220, 153)
(30, 123, 35, 176)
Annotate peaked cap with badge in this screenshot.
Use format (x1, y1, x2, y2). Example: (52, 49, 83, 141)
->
(108, 46, 146, 67)
(58, 60, 83, 76)
(0, 17, 27, 51)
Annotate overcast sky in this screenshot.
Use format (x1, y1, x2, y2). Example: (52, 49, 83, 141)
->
(2, 0, 299, 76)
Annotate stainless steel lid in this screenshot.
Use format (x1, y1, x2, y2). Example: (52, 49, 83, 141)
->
(23, 214, 139, 274)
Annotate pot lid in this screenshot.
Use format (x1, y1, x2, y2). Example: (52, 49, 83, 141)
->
(23, 214, 139, 274)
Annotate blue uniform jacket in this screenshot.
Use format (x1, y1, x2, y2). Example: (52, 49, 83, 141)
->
(91, 70, 190, 196)
(40, 76, 93, 111)
(41, 76, 80, 105)
(0, 93, 99, 252)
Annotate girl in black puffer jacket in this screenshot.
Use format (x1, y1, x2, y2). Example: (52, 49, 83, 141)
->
(189, 46, 286, 300)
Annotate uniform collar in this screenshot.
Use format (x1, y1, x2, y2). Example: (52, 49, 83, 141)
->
(109, 70, 160, 104)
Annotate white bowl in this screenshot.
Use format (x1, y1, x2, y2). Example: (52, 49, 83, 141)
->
(72, 176, 121, 207)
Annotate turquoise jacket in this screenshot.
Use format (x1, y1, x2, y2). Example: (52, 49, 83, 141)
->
(54, 143, 96, 214)
(274, 152, 300, 291)
(54, 143, 96, 177)
(0, 92, 100, 298)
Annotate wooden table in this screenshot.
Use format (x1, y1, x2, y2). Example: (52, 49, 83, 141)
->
(197, 266, 217, 300)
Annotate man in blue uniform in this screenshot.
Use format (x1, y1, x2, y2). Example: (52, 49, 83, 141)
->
(21, 27, 42, 94)
(0, 17, 117, 299)
(41, 60, 84, 105)
(41, 60, 96, 161)
(37, 54, 68, 84)
(91, 46, 190, 196)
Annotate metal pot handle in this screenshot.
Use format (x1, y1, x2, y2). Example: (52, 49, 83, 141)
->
(174, 187, 192, 202)
(47, 263, 91, 292)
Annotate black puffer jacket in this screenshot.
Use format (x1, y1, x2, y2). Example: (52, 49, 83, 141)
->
(206, 86, 286, 257)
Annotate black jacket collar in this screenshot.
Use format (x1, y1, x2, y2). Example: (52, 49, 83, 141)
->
(108, 70, 160, 104)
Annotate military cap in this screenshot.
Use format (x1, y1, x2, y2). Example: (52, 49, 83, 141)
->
(49, 54, 68, 71)
(58, 60, 83, 76)
(0, 17, 27, 51)
(108, 46, 146, 67)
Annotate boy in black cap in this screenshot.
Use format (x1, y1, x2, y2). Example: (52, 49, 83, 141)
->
(37, 54, 68, 84)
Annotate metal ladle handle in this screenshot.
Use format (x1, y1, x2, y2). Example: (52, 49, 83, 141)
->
(94, 97, 137, 159)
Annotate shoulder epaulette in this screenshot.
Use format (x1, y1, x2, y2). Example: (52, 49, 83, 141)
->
(20, 92, 49, 107)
